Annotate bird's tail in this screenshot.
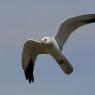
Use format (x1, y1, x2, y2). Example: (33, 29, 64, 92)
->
(57, 55, 73, 75)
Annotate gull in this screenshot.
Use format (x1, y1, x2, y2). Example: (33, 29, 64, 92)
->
(22, 14, 95, 83)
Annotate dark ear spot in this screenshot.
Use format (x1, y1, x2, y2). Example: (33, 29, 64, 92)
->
(44, 38, 47, 42)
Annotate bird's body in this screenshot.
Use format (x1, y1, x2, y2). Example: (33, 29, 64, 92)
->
(22, 14, 95, 83)
(41, 37, 73, 74)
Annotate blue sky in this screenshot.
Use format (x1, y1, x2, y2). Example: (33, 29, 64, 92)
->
(0, 0, 95, 95)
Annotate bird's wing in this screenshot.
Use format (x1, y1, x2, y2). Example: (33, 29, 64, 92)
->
(54, 14, 95, 50)
(57, 54, 73, 75)
(22, 39, 46, 83)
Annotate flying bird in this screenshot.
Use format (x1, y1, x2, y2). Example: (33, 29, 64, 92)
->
(22, 14, 95, 83)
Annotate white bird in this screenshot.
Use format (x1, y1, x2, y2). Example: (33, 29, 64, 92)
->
(22, 14, 95, 83)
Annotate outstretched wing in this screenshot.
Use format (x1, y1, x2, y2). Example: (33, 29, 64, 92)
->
(55, 14, 95, 50)
(22, 39, 46, 83)
(57, 54, 73, 75)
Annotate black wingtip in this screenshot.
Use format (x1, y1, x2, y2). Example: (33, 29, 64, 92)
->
(24, 58, 34, 83)
(83, 18, 95, 23)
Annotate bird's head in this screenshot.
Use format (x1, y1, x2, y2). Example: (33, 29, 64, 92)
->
(41, 37, 53, 45)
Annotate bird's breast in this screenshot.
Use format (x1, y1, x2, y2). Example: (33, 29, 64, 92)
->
(46, 43, 62, 59)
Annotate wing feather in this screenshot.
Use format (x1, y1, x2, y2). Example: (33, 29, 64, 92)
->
(22, 39, 46, 83)
(55, 14, 95, 50)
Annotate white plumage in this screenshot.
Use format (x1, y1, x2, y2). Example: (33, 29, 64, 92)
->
(22, 14, 95, 83)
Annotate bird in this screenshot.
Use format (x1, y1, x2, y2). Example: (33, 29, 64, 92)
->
(22, 14, 95, 83)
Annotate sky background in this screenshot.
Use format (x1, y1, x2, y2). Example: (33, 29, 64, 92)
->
(0, 0, 95, 95)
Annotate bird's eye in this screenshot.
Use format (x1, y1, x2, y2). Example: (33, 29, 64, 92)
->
(44, 39, 47, 41)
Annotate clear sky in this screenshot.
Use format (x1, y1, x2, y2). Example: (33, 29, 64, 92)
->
(0, 0, 95, 95)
